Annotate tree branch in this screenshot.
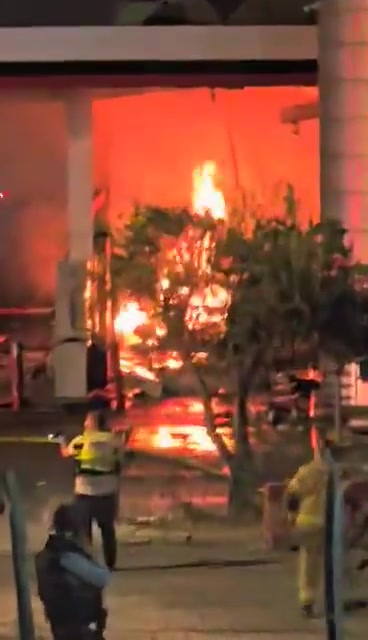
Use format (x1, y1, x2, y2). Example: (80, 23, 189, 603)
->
(189, 359, 233, 466)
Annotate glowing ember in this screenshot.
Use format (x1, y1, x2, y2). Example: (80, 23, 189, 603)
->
(192, 161, 226, 220)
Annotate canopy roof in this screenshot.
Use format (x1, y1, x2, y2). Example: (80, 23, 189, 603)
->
(0, 0, 319, 27)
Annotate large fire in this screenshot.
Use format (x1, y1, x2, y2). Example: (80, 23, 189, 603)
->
(192, 161, 226, 221)
(113, 162, 231, 454)
(114, 301, 147, 346)
(114, 160, 228, 348)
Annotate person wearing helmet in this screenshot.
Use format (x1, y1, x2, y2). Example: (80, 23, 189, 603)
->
(35, 503, 110, 640)
(285, 433, 343, 618)
(59, 409, 121, 570)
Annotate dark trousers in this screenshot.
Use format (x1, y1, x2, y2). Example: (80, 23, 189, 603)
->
(74, 493, 117, 569)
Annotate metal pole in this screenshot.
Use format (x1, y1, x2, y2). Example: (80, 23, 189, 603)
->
(3, 471, 35, 640)
(324, 450, 344, 640)
(334, 372, 342, 444)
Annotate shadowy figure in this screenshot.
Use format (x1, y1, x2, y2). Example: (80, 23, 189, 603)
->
(35, 503, 110, 640)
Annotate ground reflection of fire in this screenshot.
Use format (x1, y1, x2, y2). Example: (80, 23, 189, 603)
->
(124, 396, 273, 457)
(152, 425, 218, 453)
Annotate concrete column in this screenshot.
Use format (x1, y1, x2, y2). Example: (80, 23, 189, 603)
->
(319, 0, 368, 261)
(319, 1, 368, 417)
(53, 93, 93, 403)
(66, 94, 93, 262)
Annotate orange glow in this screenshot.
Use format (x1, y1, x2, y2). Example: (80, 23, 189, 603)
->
(98, 88, 319, 402)
(0, 88, 319, 307)
(152, 425, 218, 453)
(154, 351, 183, 371)
(114, 301, 147, 345)
(185, 162, 230, 329)
(96, 88, 319, 228)
(119, 356, 157, 381)
(113, 160, 231, 382)
(123, 396, 278, 456)
(192, 161, 226, 220)
(152, 427, 181, 449)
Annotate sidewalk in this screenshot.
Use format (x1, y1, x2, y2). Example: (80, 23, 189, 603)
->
(106, 541, 367, 639)
(0, 526, 367, 639)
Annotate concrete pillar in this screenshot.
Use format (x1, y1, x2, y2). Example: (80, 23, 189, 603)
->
(319, 1, 368, 417)
(53, 93, 93, 403)
(319, 0, 368, 261)
(66, 94, 93, 262)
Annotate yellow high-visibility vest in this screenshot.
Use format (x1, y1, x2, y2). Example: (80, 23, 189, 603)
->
(69, 431, 119, 474)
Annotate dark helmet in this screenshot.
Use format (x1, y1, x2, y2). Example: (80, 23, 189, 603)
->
(51, 503, 80, 536)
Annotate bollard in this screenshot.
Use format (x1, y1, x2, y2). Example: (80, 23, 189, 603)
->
(3, 471, 35, 640)
(324, 453, 344, 640)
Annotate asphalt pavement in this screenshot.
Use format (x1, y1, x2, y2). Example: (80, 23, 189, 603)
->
(0, 538, 367, 640)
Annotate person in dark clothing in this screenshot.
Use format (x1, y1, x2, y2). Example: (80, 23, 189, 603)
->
(35, 503, 110, 640)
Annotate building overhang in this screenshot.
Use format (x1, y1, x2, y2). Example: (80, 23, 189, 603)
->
(0, 26, 317, 89)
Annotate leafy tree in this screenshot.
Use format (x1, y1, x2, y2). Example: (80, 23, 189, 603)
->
(111, 205, 363, 518)
(220, 217, 362, 515)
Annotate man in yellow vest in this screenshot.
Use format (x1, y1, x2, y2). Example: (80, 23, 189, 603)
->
(285, 433, 344, 618)
(60, 411, 121, 570)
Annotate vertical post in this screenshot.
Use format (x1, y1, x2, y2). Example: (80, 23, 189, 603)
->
(334, 371, 342, 445)
(319, 0, 368, 260)
(66, 93, 93, 264)
(324, 451, 344, 640)
(9, 341, 20, 410)
(104, 234, 124, 409)
(93, 230, 109, 342)
(54, 92, 93, 403)
(3, 471, 35, 640)
(9, 341, 26, 410)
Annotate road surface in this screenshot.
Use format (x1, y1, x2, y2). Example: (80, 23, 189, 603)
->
(0, 537, 367, 640)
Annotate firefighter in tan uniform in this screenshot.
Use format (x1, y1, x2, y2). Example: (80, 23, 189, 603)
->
(60, 412, 121, 570)
(285, 433, 344, 618)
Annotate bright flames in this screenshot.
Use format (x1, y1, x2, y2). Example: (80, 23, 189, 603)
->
(114, 301, 147, 346)
(113, 161, 229, 406)
(187, 161, 229, 328)
(192, 161, 226, 220)
(114, 160, 227, 341)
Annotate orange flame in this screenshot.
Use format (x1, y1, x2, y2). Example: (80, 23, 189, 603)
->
(192, 161, 226, 220)
(113, 161, 229, 389)
(114, 301, 147, 346)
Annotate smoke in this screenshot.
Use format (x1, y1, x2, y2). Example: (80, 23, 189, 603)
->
(0, 98, 67, 305)
(0, 88, 319, 306)
(0, 199, 67, 305)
